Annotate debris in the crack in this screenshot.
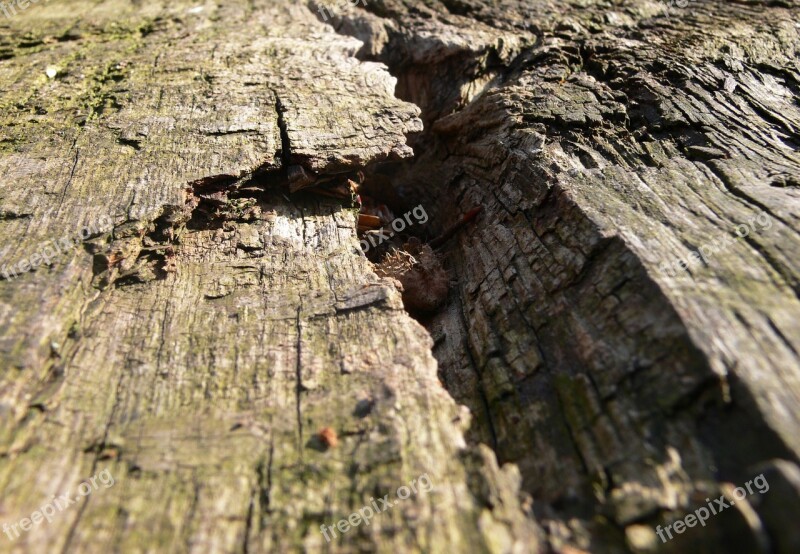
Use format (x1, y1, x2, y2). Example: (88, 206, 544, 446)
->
(289, 164, 478, 317)
(306, 177, 361, 202)
(162, 245, 178, 273)
(357, 213, 382, 232)
(185, 177, 263, 230)
(359, 191, 395, 223)
(317, 426, 339, 449)
(366, 206, 482, 315)
(374, 239, 450, 315)
(287, 165, 316, 192)
(297, 169, 364, 209)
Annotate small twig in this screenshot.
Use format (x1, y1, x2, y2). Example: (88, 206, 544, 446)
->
(429, 207, 482, 249)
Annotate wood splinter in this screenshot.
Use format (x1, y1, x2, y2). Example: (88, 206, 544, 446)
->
(317, 427, 338, 449)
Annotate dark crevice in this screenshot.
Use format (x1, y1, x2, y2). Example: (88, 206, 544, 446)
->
(273, 91, 292, 167)
(242, 491, 254, 554)
(0, 209, 32, 220)
(116, 137, 142, 150)
(255, 441, 274, 529)
(317, 4, 800, 553)
(294, 306, 305, 455)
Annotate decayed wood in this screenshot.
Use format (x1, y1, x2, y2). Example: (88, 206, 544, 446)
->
(0, 1, 538, 553)
(2, 0, 800, 553)
(325, 0, 800, 552)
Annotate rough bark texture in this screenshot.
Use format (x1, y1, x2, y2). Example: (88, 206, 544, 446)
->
(1, 0, 799, 553)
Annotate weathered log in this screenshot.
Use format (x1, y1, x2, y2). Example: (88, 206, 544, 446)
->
(1, 0, 799, 553)
(327, 0, 800, 551)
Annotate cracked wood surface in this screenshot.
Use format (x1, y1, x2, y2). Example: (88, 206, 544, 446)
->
(2, 0, 800, 553)
(326, 0, 800, 552)
(0, 1, 536, 553)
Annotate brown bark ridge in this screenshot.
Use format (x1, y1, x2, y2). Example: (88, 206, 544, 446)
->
(0, 0, 798, 553)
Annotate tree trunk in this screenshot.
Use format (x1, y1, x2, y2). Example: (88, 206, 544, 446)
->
(1, 0, 799, 553)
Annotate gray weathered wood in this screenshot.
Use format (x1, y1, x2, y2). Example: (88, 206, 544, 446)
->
(329, 0, 800, 551)
(2, 0, 800, 553)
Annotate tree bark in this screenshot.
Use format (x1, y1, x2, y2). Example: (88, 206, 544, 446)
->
(1, 0, 799, 553)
